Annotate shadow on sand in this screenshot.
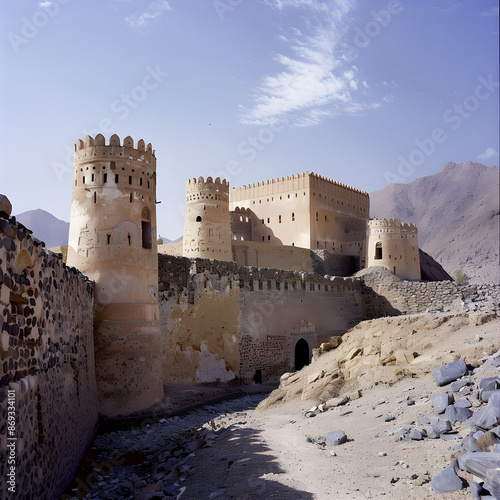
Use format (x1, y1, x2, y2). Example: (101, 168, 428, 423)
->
(184, 426, 314, 499)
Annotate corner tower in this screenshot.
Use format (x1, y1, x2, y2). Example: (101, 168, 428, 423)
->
(366, 218, 420, 280)
(66, 133, 163, 417)
(182, 176, 231, 261)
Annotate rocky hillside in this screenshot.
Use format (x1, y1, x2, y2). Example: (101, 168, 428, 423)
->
(15, 209, 69, 247)
(370, 161, 500, 284)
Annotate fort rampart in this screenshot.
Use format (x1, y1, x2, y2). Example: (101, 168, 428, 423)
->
(359, 267, 500, 318)
(158, 254, 364, 384)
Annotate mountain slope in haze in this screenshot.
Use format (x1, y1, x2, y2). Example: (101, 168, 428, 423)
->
(370, 161, 500, 284)
(15, 209, 69, 247)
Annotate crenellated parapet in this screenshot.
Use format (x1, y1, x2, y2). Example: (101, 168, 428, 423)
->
(233, 171, 368, 196)
(74, 134, 156, 165)
(369, 218, 418, 234)
(186, 176, 229, 202)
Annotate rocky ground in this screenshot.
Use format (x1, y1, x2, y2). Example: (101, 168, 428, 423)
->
(64, 311, 500, 500)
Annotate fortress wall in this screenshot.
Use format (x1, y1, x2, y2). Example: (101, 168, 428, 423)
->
(232, 240, 313, 272)
(158, 255, 241, 384)
(158, 255, 364, 384)
(237, 268, 364, 382)
(360, 269, 500, 317)
(0, 214, 98, 499)
(158, 241, 183, 256)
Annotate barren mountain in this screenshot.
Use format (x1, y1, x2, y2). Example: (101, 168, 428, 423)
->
(370, 161, 500, 284)
(15, 209, 70, 247)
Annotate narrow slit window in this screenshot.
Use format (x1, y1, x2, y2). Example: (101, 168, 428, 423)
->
(107, 234, 111, 244)
(93, 192, 96, 204)
(103, 173, 107, 183)
(141, 207, 152, 249)
(115, 174, 119, 183)
(129, 175, 132, 185)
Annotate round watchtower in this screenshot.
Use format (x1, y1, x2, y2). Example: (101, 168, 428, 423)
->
(66, 133, 163, 417)
(366, 218, 420, 280)
(182, 176, 232, 261)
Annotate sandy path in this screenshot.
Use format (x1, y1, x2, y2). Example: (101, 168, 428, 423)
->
(182, 376, 479, 499)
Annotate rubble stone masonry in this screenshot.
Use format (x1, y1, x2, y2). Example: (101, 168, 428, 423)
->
(0, 214, 98, 499)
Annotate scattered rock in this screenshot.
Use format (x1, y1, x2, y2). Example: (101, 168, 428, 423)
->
(325, 430, 347, 446)
(431, 462, 466, 494)
(433, 359, 468, 387)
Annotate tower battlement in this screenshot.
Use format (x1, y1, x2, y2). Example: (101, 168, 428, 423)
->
(369, 218, 418, 232)
(186, 176, 229, 195)
(74, 134, 156, 165)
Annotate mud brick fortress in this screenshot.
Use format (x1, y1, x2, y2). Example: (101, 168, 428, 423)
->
(1, 134, 499, 498)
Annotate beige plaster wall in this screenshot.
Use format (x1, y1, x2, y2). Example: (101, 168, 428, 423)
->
(231, 240, 313, 272)
(0, 213, 98, 499)
(158, 256, 240, 384)
(229, 172, 369, 259)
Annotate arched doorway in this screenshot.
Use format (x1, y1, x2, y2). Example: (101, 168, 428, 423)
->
(294, 338, 310, 371)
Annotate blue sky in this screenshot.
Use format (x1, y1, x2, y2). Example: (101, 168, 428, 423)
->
(1, 0, 498, 239)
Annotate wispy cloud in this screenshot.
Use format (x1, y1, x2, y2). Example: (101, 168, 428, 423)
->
(39, 0, 53, 7)
(480, 6, 499, 16)
(240, 0, 381, 127)
(477, 147, 499, 162)
(125, 1, 171, 29)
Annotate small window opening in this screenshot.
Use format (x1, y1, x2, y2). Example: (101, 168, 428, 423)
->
(129, 176, 132, 185)
(141, 207, 152, 249)
(128, 234, 131, 245)
(115, 174, 119, 183)
(196, 216, 202, 222)
(103, 173, 107, 183)
(82, 176, 85, 184)
(107, 234, 111, 244)
(375, 242, 382, 260)
(93, 192, 97, 204)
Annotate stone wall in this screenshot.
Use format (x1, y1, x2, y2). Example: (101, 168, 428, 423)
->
(0, 213, 98, 499)
(158, 255, 364, 384)
(358, 266, 500, 317)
